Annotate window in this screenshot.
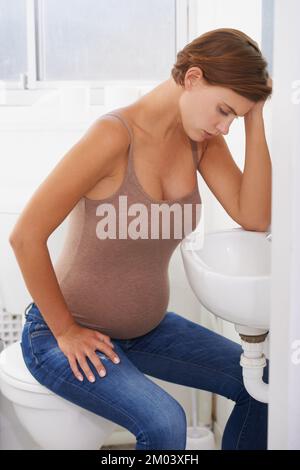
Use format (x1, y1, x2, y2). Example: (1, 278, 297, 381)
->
(39, 0, 176, 81)
(0, 0, 27, 81)
(0, 0, 186, 89)
(261, 0, 274, 76)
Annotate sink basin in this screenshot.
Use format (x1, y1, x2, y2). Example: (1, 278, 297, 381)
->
(180, 228, 271, 330)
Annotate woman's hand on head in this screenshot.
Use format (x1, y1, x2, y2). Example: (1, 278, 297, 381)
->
(245, 77, 273, 117)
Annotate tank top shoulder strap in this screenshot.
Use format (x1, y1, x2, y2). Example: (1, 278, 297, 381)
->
(189, 138, 200, 169)
(103, 111, 133, 143)
(100, 111, 134, 177)
(190, 138, 209, 169)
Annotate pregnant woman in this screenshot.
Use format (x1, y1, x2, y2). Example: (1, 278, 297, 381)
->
(10, 28, 272, 450)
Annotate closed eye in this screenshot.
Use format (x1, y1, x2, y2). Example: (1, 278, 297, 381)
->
(219, 108, 229, 116)
(219, 107, 239, 120)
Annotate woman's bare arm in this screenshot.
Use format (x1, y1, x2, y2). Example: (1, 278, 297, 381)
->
(9, 117, 130, 339)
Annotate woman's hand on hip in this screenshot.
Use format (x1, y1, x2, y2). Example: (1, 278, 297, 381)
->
(56, 323, 121, 383)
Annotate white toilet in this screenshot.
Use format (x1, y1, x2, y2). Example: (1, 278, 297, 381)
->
(0, 196, 117, 449)
(0, 341, 117, 450)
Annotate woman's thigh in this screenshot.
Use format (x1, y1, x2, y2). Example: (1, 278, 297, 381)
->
(20, 317, 187, 450)
(120, 311, 269, 401)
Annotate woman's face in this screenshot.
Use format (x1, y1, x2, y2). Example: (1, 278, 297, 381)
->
(179, 67, 256, 142)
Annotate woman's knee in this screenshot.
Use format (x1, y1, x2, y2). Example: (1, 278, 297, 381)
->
(136, 399, 187, 450)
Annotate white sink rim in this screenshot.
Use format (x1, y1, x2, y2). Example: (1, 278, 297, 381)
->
(181, 227, 270, 281)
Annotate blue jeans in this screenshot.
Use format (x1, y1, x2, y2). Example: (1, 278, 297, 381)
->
(21, 302, 268, 450)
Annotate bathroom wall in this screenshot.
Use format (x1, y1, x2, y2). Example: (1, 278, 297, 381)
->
(268, 0, 300, 450)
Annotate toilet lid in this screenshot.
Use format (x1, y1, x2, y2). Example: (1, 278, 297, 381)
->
(0, 341, 53, 394)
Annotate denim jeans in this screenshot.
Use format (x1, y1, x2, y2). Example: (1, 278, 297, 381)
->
(21, 302, 268, 450)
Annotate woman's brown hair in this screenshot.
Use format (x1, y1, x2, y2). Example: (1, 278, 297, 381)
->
(171, 28, 272, 103)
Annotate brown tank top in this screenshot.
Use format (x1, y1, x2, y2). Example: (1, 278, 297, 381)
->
(53, 111, 202, 339)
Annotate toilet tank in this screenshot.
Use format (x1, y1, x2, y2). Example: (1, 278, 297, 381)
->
(0, 185, 68, 318)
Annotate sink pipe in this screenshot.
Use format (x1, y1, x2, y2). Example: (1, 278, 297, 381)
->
(237, 331, 269, 403)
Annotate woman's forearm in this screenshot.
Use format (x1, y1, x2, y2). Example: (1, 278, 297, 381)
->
(10, 238, 76, 339)
(239, 108, 272, 231)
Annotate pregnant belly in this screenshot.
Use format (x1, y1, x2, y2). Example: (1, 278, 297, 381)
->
(59, 269, 170, 339)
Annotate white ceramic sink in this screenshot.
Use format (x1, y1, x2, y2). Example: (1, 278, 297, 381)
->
(180, 228, 271, 330)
